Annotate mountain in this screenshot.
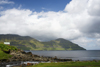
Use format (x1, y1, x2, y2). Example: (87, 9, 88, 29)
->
(0, 34, 86, 50)
(42, 38, 85, 50)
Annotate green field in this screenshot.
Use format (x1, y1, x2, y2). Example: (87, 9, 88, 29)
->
(29, 61, 100, 67)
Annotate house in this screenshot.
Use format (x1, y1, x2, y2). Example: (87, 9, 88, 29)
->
(4, 42, 10, 46)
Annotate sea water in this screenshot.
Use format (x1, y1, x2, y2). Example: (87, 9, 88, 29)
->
(26, 50, 100, 61)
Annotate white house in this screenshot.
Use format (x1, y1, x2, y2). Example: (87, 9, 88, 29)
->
(4, 42, 10, 45)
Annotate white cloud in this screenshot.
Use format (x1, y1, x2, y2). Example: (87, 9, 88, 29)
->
(0, 0, 100, 49)
(72, 37, 93, 49)
(64, 0, 88, 14)
(0, 8, 82, 41)
(88, 0, 100, 16)
(0, 0, 14, 4)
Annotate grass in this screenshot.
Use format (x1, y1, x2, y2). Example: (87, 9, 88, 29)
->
(0, 44, 17, 60)
(0, 50, 12, 60)
(29, 61, 100, 67)
(0, 44, 18, 51)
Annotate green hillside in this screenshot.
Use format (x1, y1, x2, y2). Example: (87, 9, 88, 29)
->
(42, 38, 85, 50)
(0, 34, 86, 50)
(0, 44, 17, 60)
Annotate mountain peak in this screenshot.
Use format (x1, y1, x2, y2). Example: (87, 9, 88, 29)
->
(56, 38, 67, 40)
(55, 38, 70, 42)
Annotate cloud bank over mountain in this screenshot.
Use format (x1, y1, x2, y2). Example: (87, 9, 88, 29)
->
(0, 0, 100, 50)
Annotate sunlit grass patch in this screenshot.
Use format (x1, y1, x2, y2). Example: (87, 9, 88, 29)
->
(29, 61, 100, 67)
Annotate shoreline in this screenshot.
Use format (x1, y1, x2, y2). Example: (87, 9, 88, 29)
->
(0, 60, 100, 67)
(0, 50, 100, 67)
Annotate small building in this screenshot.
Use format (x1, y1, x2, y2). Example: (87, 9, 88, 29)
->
(4, 42, 10, 45)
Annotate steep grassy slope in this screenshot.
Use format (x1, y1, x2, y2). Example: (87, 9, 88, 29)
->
(0, 50, 12, 60)
(0, 44, 17, 60)
(0, 34, 86, 50)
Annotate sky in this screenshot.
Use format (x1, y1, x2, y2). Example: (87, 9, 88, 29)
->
(0, 0, 100, 50)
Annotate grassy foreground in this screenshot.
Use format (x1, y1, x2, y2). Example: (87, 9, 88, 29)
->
(0, 44, 17, 60)
(0, 50, 12, 60)
(29, 61, 100, 67)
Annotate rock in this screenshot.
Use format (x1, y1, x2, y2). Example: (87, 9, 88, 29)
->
(6, 50, 73, 62)
(0, 59, 8, 62)
(21, 51, 26, 54)
(33, 55, 40, 57)
(26, 52, 33, 56)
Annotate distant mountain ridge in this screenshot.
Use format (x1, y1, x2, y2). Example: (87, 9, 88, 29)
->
(0, 34, 86, 50)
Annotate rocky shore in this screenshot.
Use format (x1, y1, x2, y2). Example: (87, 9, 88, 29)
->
(7, 50, 72, 62)
(0, 49, 72, 67)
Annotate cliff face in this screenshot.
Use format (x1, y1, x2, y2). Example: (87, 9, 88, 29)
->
(0, 34, 86, 50)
